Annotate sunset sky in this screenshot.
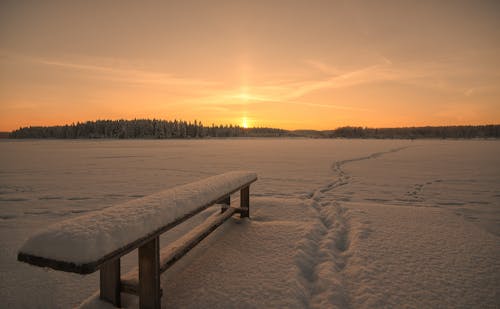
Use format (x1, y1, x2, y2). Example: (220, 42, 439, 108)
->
(1, 0, 499, 131)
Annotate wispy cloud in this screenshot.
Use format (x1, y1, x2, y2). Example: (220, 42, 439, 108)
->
(40, 59, 219, 87)
(0, 51, 219, 89)
(287, 58, 495, 100)
(4, 49, 494, 113)
(286, 64, 386, 99)
(292, 59, 443, 98)
(183, 59, 408, 111)
(192, 56, 494, 113)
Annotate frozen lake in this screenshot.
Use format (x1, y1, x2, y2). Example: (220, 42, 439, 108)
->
(1, 139, 499, 308)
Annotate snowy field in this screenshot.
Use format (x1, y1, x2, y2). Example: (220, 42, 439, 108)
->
(0, 139, 499, 308)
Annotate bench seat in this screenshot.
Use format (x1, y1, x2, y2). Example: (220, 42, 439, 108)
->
(18, 171, 257, 274)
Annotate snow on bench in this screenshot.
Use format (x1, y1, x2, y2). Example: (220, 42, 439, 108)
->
(18, 171, 257, 309)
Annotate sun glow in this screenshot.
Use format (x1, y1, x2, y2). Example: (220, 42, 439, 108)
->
(237, 93, 252, 101)
(241, 117, 249, 128)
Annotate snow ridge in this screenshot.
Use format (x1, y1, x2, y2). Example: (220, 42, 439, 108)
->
(296, 147, 408, 308)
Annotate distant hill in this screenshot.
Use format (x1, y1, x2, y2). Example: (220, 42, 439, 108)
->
(8, 120, 500, 139)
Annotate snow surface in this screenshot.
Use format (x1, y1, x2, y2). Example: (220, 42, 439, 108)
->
(1, 139, 499, 308)
(19, 171, 256, 264)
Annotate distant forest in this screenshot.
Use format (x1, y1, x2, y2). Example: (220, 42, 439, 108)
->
(320, 125, 500, 139)
(7, 119, 500, 139)
(9, 119, 287, 139)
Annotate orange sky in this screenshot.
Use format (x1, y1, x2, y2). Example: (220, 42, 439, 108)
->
(1, 0, 499, 131)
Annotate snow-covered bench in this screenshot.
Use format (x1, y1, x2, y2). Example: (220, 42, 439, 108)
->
(18, 171, 258, 308)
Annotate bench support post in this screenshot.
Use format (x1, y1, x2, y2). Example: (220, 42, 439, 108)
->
(240, 186, 250, 218)
(100, 259, 121, 307)
(220, 195, 230, 213)
(139, 236, 161, 309)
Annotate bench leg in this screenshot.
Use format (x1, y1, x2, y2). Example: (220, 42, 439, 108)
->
(220, 195, 230, 213)
(100, 259, 121, 307)
(139, 236, 161, 309)
(240, 186, 250, 218)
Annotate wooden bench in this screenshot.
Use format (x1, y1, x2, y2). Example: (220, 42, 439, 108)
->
(18, 171, 257, 309)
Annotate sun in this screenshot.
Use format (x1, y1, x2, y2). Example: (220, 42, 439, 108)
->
(241, 117, 249, 128)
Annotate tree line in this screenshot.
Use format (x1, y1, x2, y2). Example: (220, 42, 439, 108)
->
(8, 120, 499, 139)
(321, 125, 500, 139)
(9, 119, 287, 139)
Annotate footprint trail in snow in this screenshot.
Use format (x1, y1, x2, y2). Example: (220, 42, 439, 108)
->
(296, 147, 408, 309)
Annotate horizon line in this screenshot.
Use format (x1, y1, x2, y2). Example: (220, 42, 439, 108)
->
(3, 118, 499, 133)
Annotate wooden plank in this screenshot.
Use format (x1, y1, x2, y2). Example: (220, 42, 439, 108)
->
(219, 195, 230, 213)
(240, 186, 250, 218)
(121, 207, 237, 295)
(159, 206, 237, 273)
(139, 237, 161, 309)
(17, 177, 257, 274)
(99, 259, 121, 307)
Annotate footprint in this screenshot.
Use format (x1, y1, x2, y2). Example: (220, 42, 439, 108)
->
(0, 197, 29, 202)
(438, 202, 465, 206)
(469, 201, 490, 205)
(68, 197, 92, 201)
(0, 214, 17, 220)
(358, 227, 373, 239)
(335, 227, 349, 252)
(104, 193, 124, 198)
(24, 210, 51, 215)
(39, 196, 63, 200)
(70, 209, 91, 214)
